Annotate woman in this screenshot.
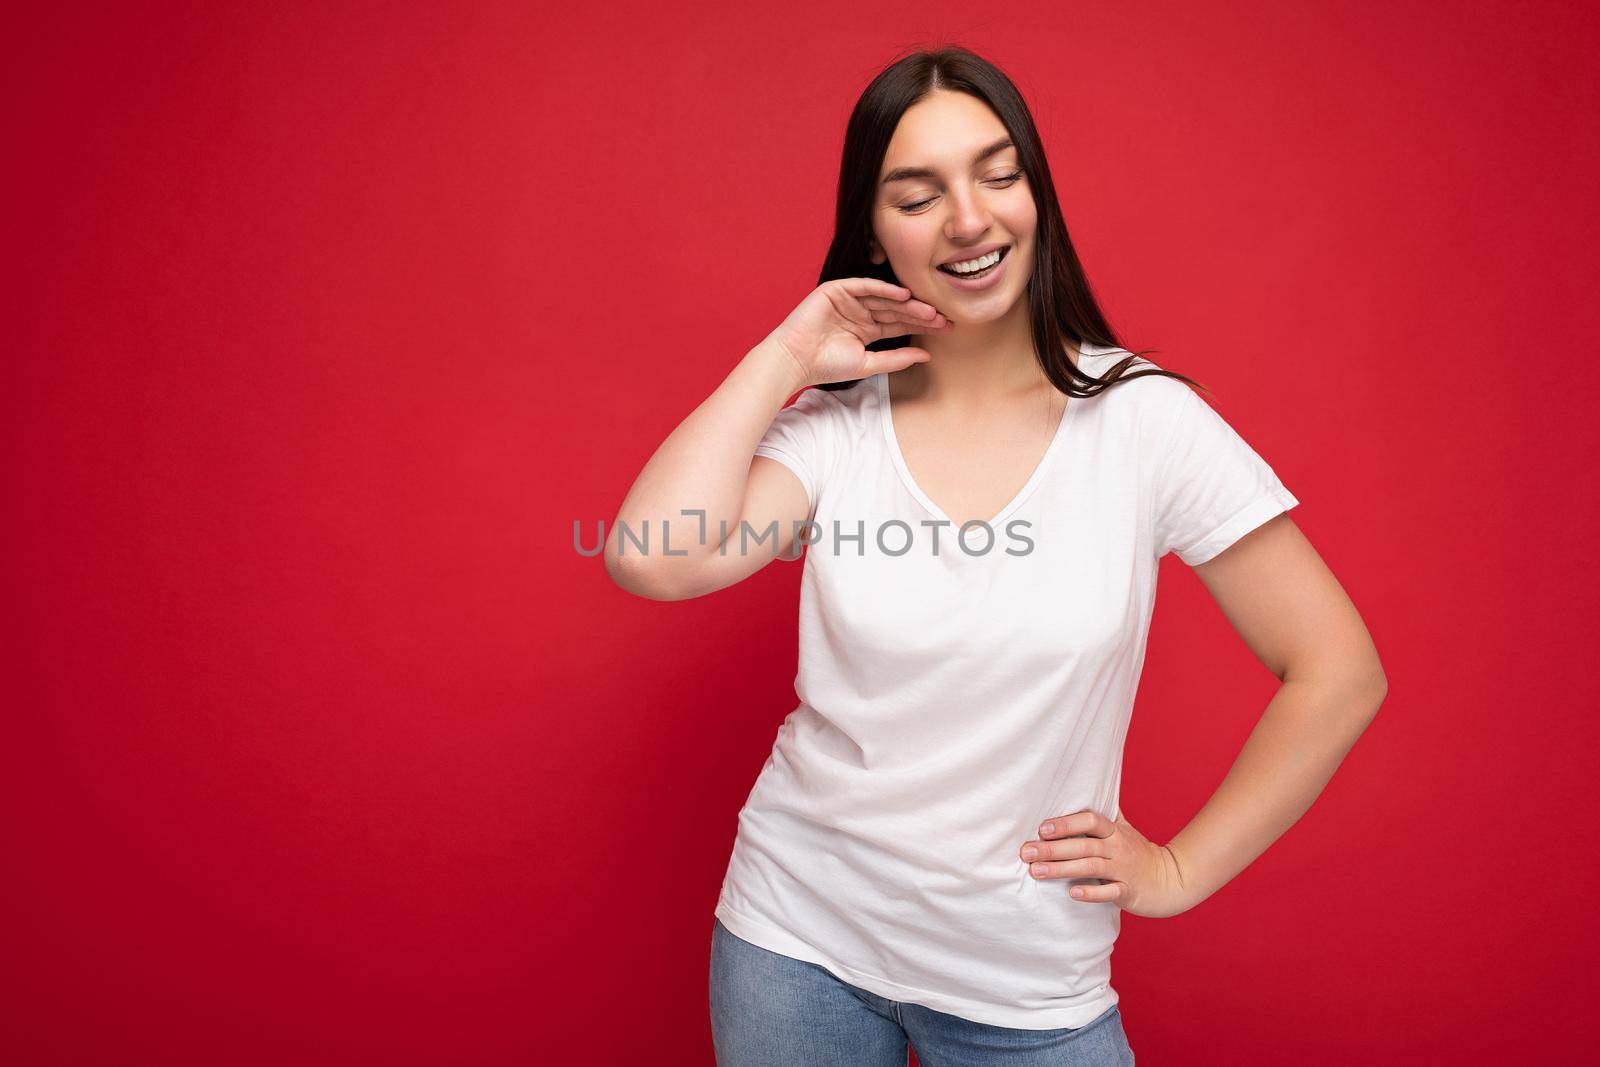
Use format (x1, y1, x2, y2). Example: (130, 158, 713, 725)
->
(605, 46, 1386, 1065)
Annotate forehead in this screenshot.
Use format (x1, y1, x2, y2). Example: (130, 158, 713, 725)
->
(880, 91, 1013, 174)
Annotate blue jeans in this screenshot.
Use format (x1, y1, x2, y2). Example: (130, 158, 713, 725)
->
(708, 917, 1135, 1065)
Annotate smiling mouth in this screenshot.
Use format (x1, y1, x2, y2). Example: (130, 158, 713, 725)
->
(937, 245, 1010, 278)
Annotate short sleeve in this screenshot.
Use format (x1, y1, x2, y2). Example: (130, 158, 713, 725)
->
(1153, 385, 1299, 566)
(753, 387, 838, 513)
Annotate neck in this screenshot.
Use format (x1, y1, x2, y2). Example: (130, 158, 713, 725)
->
(900, 299, 1076, 406)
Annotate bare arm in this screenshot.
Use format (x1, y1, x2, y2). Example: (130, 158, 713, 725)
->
(603, 340, 814, 601)
(1162, 513, 1389, 911)
(602, 279, 949, 602)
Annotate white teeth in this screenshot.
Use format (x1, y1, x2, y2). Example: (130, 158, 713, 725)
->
(944, 248, 1004, 274)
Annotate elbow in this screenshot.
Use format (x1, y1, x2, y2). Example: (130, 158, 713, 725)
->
(1282, 656, 1388, 719)
(1353, 661, 1388, 720)
(602, 523, 666, 600)
(1368, 665, 1389, 712)
(604, 550, 693, 602)
(605, 551, 664, 600)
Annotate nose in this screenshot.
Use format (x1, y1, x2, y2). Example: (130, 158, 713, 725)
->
(943, 187, 994, 242)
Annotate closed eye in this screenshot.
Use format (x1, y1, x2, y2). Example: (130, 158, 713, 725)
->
(897, 171, 1024, 214)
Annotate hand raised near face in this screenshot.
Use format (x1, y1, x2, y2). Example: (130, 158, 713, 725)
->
(761, 277, 949, 390)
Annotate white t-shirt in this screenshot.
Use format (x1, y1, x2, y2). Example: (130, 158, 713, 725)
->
(714, 342, 1299, 1029)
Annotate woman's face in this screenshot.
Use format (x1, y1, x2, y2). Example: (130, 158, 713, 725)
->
(870, 90, 1037, 323)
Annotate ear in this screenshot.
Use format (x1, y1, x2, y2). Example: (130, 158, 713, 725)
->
(867, 235, 886, 265)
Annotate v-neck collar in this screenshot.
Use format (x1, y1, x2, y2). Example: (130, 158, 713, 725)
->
(875, 362, 1082, 528)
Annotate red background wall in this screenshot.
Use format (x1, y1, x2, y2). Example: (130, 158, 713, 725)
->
(7, 2, 1597, 1062)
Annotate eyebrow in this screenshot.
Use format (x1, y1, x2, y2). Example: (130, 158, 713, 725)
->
(880, 137, 1017, 185)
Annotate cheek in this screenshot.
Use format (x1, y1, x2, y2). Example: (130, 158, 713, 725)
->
(1002, 203, 1038, 242)
(880, 225, 935, 267)
(1004, 213, 1038, 274)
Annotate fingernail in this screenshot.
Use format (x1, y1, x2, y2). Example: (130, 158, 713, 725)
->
(1021, 846, 1037, 861)
(1032, 863, 1048, 876)
(1040, 823, 1054, 835)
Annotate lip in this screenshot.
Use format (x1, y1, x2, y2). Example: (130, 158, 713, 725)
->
(937, 242, 1010, 267)
(936, 244, 1010, 293)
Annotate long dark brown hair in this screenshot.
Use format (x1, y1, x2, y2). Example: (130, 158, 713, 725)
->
(815, 45, 1205, 399)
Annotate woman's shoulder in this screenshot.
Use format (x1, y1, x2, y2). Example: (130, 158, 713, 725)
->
(813, 375, 876, 401)
(1079, 344, 1190, 407)
(762, 377, 875, 456)
(1075, 344, 1200, 457)
(803, 376, 877, 421)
